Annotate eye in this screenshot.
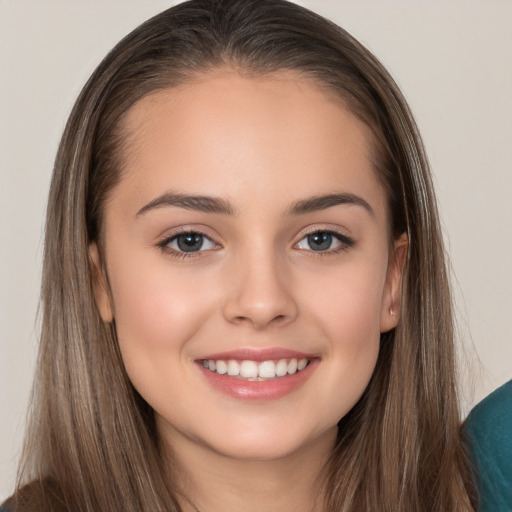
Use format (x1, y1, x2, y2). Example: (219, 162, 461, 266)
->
(159, 231, 218, 254)
(296, 230, 354, 253)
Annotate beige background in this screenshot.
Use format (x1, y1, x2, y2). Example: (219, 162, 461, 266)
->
(1, 0, 511, 501)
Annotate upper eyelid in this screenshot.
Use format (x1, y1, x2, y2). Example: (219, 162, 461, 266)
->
(294, 225, 353, 242)
(296, 221, 352, 234)
(157, 226, 220, 245)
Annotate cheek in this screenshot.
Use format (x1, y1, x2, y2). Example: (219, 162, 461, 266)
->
(106, 253, 216, 380)
(299, 260, 386, 414)
(303, 258, 387, 342)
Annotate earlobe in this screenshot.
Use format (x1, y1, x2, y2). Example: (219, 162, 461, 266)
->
(380, 233, 408, 333)
(89, 243, 114, 323)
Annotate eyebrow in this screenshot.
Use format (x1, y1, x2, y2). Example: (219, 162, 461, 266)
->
(286, 193, 374, 217)
(136, 191, 373, 218)
(136, 192, 236, 217)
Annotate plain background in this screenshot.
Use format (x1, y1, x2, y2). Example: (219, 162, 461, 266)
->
(1, 0, 511, 501)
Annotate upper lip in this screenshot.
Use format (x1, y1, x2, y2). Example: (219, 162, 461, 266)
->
(197, 348, 317, 362)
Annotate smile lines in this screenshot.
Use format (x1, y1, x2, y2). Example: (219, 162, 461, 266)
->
(201, 358, 310, 380)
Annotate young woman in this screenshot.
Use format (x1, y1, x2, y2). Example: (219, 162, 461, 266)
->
(2, 1, 478, 510)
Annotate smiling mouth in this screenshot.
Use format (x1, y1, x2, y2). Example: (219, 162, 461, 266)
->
(201, 358, 310, 381)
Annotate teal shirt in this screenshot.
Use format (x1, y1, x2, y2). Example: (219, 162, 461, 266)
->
(465, 380, 512, 512)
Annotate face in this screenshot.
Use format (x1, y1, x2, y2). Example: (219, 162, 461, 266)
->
(92, 71, 406, 463)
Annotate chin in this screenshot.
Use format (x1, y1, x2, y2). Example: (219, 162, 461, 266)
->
(198, 419, 338, 463)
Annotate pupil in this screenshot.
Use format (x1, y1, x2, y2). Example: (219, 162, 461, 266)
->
(177, 233, 203, 252)
(308, 232, 332, 251)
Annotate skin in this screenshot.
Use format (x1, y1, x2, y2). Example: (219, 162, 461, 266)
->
(91, 71, 407, 512)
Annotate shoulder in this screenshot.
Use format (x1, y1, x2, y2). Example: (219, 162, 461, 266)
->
(0, 478, 66, 512)
(464, 380, 512, 512)
(0, 495, 14, 512)
(466, 380, 512, 431)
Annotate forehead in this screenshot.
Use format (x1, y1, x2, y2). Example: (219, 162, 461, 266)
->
(121, 69, 372, 161)
(126, 70, 365, 131)
(113, 70, 387, 221)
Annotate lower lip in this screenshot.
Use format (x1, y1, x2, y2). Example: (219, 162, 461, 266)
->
(198, 359, 319, 401)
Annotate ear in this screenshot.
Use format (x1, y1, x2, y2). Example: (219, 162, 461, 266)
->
(380, 233, 408, 333)
(89, 242, 114, 323)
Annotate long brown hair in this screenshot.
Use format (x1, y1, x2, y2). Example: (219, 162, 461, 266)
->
(9, 1, 476, 511)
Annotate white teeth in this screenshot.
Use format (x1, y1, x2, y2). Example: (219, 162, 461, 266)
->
(202, 357, 310, 379)
(258, 360, 276, 378)
(216, 360, 228, 375)
(227, 360, 240, 376)
(240, 360, 258, 378)
(287, 359, 298, 374)
(275, 359, 288, 377)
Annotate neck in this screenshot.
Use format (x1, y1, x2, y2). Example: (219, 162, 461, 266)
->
(164, 429, 337, 512)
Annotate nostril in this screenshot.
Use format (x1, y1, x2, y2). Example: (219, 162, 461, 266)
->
(231, 312, 289, 327)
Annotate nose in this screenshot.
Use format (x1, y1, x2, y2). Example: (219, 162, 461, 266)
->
(222, 250, 299, 329)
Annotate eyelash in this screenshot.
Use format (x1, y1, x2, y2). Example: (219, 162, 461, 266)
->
(295, 228, 355, 256)
(157, 230, 219, 260)
(157, 228, 355, 260)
